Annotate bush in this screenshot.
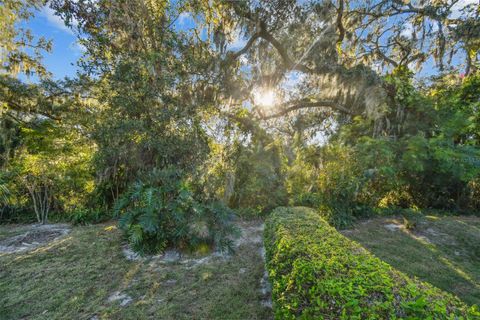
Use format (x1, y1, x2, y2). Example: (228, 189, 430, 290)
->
(0, 205, 35, 224)
(115, 170, 237, 254)
(264, 207, 479, 319)
(70, 208, 111, 225)
(401, 209, 422, 230)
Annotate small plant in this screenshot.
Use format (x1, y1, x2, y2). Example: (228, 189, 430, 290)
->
(70, 208, 110, 225)
(0, 182, 11, 222)
(318, 203, 356, 229)
(402, 209, 422, 230)
(115, 170, 237, 254)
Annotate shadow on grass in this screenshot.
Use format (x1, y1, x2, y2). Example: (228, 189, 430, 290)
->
(342, 215, 480, 306)
(0, 221, 272, 320)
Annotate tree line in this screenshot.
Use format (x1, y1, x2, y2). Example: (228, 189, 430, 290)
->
(1, 0, 479, 252)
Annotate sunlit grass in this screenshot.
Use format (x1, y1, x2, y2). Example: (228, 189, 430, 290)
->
(342, 215, 480, 306)
(0, 222, 271, 320)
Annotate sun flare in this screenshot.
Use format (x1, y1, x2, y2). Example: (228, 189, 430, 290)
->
(253, 88, 277, 107)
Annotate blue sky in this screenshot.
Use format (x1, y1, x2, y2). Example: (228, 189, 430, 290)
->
(23, 7, 82, 81)
(24, 1, 474, 81)
(24, 6, 246, 81)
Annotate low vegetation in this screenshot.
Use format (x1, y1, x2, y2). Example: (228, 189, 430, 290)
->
(264, 207, 479, 319)
(114, 170, 237, 254)
(342, 214, 480, 306)
(0, 221, 271, 320)
(1, 1, 479, 318)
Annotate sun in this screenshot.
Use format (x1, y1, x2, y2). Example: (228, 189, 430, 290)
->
(253, 88, 277, 107)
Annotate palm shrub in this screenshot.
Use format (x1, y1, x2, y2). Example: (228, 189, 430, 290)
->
(115, 169, 236, 254)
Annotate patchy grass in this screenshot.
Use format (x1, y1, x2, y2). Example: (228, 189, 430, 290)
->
(0, 221, 272, 320)
(0, 224, 33, 241)
(342, 214, 480, 306)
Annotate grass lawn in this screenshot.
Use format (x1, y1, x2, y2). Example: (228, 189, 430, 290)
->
(2, 213, 478, 319)
(0, 221, 272, 320)
(342, 214, 480, 307)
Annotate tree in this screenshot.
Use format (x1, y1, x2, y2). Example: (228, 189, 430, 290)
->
(9, 0, 473, 241)
(51, 0, 220, 200)
(0, 0, 51, 77)
(210, 0, 479, 136)
(49, 0, 238, 250)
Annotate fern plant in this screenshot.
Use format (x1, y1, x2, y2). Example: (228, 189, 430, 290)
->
(115, 170, 236, 254)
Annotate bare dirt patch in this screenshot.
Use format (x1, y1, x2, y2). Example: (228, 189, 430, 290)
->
(384, 223, 403, 231)
(0, 224, 70, 254)
(108, 291, 133, 306)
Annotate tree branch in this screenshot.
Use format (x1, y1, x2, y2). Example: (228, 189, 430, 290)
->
(5, 100, 61, 121)
(337, 0, 345, 45)
(230, 32, 261, 59)
(256, 29, 311, 73)
(229, 8, 313, 73)
(260, 99, 355, 120)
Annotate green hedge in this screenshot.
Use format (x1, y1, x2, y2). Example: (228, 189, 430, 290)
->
(264, 207, 480, 319)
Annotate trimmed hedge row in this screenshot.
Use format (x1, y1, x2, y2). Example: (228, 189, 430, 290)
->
(264, 207, 480, 319)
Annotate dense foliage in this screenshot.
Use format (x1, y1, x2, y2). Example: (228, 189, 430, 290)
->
(288, 70, 480, 227)
(1, 0, 479, 252)
(264, 207, 480, 319)
(115, 169, 236, 254)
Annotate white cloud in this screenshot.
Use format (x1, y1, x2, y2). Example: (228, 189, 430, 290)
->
(40, 6, 77, 34)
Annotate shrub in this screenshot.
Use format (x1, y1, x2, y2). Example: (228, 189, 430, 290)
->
(264, 207, 479, 319)
(70, 208, 110, 225)
(115, 170, 237, 254)
(401, 209, 422, 230)
(227, 138, 288, 217)
(0, 205, 34, 223)
(2, 122, 96, 223)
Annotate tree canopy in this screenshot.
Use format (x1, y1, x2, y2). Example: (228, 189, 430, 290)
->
(0, 0, 479, 252)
